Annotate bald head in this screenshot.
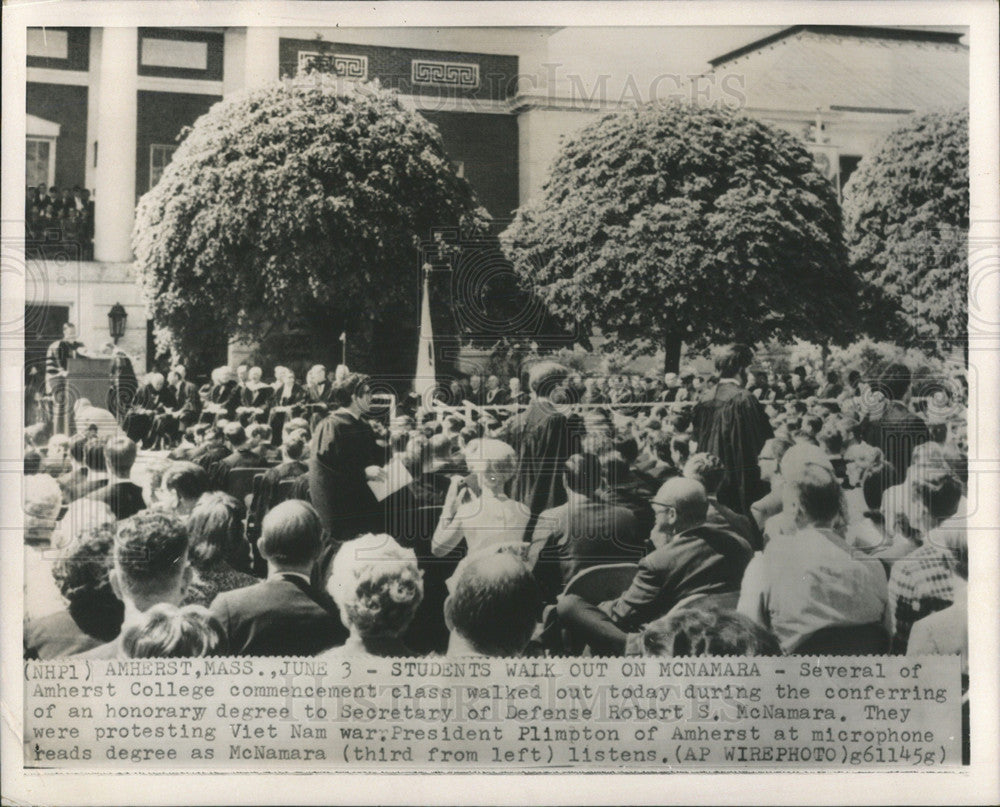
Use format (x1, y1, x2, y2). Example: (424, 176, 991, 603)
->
(654, 476, 708, 533)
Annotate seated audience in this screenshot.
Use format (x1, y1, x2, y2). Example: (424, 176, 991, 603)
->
(249, 431, 309, 535)
(41, 433, 72, 476)
(161, 461, 211, 518)
(321, 533, 424, 657)
(24, 449, 42, 476)
(76, 511, 193, 658)
(888, 517, 966, 653)
(209, 500, 348, 656)
(530, 452, 644, 600)
(62, 437, 108, 503)
(433, 438, 530, 558)
(445, 548, 543, 657)
(85, 436, 145, 520)
(751, 436, 794, 533)
(25, 524, 123, 659)
(878, 464, 963, 561)
(190, 425, 231, 472)
(638, 605, 781, 658)
(24, 474, 67, 622)
(738, 444, 890, 654)
(556, 477, 752, 656)
(122, 603, 228, 658)
(183, 492, 258, 605)
(684, 452, 760, 551)
(210, 422, 268, 488)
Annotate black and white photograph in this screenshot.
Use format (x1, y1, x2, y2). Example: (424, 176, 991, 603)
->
(2, 1, 998, 804)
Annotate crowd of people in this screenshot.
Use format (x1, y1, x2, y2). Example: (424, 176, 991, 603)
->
(25, 184, 94, 257)
(23, 345, 968, 694)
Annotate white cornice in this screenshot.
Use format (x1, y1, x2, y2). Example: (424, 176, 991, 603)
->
(27, 67, 89, 86)
(138, 75, 223, 96)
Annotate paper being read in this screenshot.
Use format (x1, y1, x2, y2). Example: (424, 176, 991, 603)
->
(368, 456, 413, 501)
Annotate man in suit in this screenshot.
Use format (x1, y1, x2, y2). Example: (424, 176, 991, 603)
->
(190, 426, 232, 475)
(683, 452, 762, 551)
(248, 432, 309, 554)
(75, 511, 193, 658)
(556, 477, 752, 655)
(210, 423, 268, 489)
(86, 436, 146, 520)
(530, 452, 645, 601)
(209, 500, 348, 656)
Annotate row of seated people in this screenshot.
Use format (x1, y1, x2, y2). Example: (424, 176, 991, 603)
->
(120, 364, 343, 450)
(24, 420, 966, 667)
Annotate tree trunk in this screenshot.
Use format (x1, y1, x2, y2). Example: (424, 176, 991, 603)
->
(663, 333, 683, 375)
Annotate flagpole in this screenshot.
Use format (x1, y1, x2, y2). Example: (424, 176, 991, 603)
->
(415, 262, 436, 399)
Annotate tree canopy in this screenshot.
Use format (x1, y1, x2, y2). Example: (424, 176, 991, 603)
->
(499, 102, 857, 372)
(842, 107, 969, 352)
(133, 73, 488, 374)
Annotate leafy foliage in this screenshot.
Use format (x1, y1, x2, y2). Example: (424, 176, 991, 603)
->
(842, 108, 968, 350)
(499, 102, 856, 372)
(133, 73, 489, 373)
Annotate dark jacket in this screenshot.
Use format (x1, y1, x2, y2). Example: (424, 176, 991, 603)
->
(860, 401, 929, 478)
(308, 409, 384, 539)
(209, 574, 348, 656)
(605, 522, 753, 632)
(532, 497, 645, 598)
(86, 480, 146, 520)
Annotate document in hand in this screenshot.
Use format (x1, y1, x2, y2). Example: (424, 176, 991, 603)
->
(368, 456, 413, 501)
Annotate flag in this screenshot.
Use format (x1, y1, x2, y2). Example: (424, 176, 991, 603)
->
(414, 265, 436, 398)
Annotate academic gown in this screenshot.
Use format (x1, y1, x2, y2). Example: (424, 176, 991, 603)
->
(506, 399, 585, 521)
(308, 409, 385, 543)
(692, 382, 773, 515)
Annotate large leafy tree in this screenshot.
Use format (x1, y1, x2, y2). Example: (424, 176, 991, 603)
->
(133, 73, 488, 375)
(842, 108, 968, 353)
(499, 102, 857, 373)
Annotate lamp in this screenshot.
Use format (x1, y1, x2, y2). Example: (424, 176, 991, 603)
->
(108, 302, 127, 343)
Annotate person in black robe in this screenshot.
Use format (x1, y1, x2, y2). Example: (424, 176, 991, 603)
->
(151, 365, 203, 448)
(107, 350, 138, 423)
(201, 366, 241, 425)
(501, 362, 584, 528)
(236, 366, 274, 426)
(268, 367, 308, 447)
(123, 373, 176, 448)
(692, 344, 773, 515)
(308, 372, 385, 560)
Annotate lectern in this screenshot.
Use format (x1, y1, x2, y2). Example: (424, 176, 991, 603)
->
(65, 357, 112, 434)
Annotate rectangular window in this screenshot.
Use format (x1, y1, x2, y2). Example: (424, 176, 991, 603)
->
(141, 37, 208, 70)
(149, 144, 178, 190)
(26, 138, 54, 189)
(27, 29, 69, 60)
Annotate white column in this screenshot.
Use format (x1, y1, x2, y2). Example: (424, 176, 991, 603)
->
(243, 27, 279, 89)
(222, 27, 247, 96)
(84, 28, 102, 192)
(94, 27, 138, 263)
